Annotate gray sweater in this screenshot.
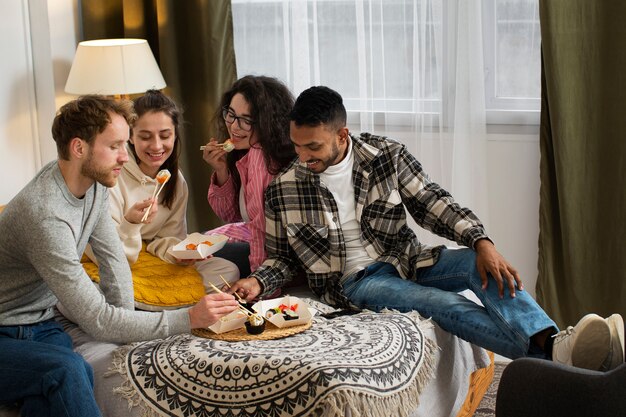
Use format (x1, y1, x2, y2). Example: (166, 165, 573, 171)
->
(0, 161, 190, 342)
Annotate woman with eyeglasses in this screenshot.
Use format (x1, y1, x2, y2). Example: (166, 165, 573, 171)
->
(202, 75, 296, 278)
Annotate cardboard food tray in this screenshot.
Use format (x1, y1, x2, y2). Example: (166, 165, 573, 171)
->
(201, 296, 315, 338)
(207, 310, 248, 334)
(252, 296, 315, 328)
(169, 233, 228, 260)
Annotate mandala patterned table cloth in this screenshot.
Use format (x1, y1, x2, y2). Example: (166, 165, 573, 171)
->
(111, 311, 436, 417)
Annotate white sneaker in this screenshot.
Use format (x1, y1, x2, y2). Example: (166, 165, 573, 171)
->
(552, 313, 611, 370)
(600, 314, 625, 371)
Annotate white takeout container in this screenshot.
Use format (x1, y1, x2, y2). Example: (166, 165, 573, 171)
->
(208, 310, 248, 334)
(169, 233, 228, 260)
(251, 296, 315, 328)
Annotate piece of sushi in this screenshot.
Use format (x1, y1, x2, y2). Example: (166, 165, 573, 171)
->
(156, 169, 171, 184)
(283, 309, 299, 321)
(222, 139, 235, 152)
(245, 313, 265, 334)
(265, 307, 281, 319)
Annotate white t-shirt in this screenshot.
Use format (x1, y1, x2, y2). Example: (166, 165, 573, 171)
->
(319, 139, 376, 278)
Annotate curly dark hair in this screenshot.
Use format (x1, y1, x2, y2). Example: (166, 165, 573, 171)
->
(52, 95, 136, 161)
(215, 75, 296, 195)
(290, 86, 347, 131)
(131, 90, 183, 209)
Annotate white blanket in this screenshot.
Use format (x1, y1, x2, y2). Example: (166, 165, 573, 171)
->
(110, 311, 436, 417)
(0, 294, 490, 417)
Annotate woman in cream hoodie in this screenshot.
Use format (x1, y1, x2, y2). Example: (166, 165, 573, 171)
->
(90, 90, 238, 304)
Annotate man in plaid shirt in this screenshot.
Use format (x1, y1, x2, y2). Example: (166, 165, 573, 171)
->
(229, 86, 623, 369)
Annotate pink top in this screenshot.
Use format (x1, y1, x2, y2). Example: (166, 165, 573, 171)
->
(207, 146, 274, 272)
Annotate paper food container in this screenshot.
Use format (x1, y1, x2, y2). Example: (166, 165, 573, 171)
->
(251, 296, 315, 328)
(208, 310, 248, 334)
(169, 233, 228, 260)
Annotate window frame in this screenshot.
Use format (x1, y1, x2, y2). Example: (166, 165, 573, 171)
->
(482, 0, 540, 125)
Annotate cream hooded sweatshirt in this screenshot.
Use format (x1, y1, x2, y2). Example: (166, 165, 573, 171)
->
(107, 149, 188, 265)
(86, 148, 240, 290)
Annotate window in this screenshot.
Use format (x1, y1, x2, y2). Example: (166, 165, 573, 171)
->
(232, 0, 540, 126)
(483, 0, 541, 124)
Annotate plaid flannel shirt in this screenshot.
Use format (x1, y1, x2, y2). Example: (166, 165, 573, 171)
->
(251, 133, 488, 308)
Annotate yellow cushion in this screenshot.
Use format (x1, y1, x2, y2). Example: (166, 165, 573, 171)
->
(456, 351, 495, 417)
(82, 249, 205, 310)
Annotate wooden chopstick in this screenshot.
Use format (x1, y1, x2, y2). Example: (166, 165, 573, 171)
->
(141, 179, 168, 222)
(140, 183, 160, 222)
(200, 143, 229, 151)
(219, 275, 245, 303)
(207, 282, 254, 317)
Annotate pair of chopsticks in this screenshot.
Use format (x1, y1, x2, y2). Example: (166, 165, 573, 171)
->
(199, 143, 230, 151)
(141, 170, 171, 223)
(207, 276, 256, 317)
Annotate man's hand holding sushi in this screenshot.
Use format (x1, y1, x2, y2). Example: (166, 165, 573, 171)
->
(226, 277, 262, 302)
(188, 292, 239, 328)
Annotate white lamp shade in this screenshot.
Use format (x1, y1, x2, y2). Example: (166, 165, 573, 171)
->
(65, 38, 166, 95)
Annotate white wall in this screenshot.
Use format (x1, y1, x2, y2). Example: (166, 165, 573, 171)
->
(0, 0, 76, 204)
(486, 129, 540, 296)
(0, 1, 542, 295)
(0, 0, 45, 203)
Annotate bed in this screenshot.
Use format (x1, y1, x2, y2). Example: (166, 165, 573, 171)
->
(80, 251, 495, 417)
(0, 199, 493, 417)
(0, 295, 492, 417)
(57, 313, 492, 417)
(81, 306, 492, 417)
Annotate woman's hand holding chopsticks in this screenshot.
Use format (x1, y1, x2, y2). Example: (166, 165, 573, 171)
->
(125, 198, 158, 224)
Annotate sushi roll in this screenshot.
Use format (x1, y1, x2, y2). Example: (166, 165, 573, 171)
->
(265, 307, 281, 319)
(156, 169, 171, 184)
(245, 313, 265, 335)
(222, 139, 235, 152)
(283, 309, 299, 321)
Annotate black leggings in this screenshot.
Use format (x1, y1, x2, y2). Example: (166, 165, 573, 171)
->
(213, 242, 251, 277)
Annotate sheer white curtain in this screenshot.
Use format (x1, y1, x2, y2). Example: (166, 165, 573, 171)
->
(232, 0, 491, 246)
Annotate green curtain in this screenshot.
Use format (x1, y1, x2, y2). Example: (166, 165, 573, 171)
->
(79, 0, 237, 232)
(537, 0, 626, 328)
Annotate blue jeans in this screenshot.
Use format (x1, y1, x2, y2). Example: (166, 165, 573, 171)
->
(342, 248, 557, 359)
(0, 319, 101, 417)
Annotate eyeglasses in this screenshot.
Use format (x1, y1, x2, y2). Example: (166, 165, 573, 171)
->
(222, 107, 254, 132)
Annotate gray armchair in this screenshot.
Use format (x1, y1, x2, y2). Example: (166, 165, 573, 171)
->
(496, 358, 626, 417)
